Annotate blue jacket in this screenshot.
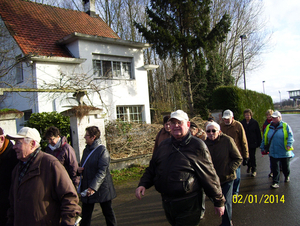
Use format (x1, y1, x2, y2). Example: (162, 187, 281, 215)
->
(260, 121, 294, 158)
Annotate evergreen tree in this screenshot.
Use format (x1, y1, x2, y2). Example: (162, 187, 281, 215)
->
(135, 0, 230, 115)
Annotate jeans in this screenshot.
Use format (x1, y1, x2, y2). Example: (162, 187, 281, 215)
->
(232, 165, 241, 195)
(221, 181, 234, 226)
(81, 200, 117, 226)
(163, 193, 202, 226)
(270, 157, 291, 184)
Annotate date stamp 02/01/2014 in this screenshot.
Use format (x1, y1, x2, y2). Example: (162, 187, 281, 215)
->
(233, 194, 285, 204)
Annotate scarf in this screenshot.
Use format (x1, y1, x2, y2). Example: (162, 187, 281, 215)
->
(48, 137, 62, 151)
(18, 147, 40, 184)
(0, 138, 9, 155)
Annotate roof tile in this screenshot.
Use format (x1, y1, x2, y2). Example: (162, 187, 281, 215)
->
(0, 0, 120, 58)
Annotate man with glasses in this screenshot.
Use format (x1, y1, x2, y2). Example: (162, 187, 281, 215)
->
(6, 127, 81, 226)
(220, 109, 249, 195)
(136, 110, 225, 225)
(205, 122, 242, 226)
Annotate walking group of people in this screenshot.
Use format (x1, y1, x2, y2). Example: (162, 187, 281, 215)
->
(0, 125, 117, 226)
(136, 108, 294, 226)
(0, 107, 294, 226)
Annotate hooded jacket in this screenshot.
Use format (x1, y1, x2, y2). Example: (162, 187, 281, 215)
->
(79, 138, 116, 203)
(138, 131, 225, 207)
(7, 151, 81, 226)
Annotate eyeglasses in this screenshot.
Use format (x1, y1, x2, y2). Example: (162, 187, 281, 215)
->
(206, 129, 217, 133)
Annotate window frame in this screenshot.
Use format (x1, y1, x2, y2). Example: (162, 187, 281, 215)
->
(116, 105, 144, 123)
(16, 54, 24, 84)
(93, 55, 133, 79)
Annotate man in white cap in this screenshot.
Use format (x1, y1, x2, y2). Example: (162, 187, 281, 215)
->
(0, 127, 18, 225)
(220, 109, 249, 195)
(6, 127, 81, 226)
(136, 110, 225, 226)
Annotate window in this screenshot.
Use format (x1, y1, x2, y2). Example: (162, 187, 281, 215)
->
(116, 106, 144, 123)
(23, 109, 32, 121)
(16, 55, 23, 83)
(93, 55, 133, 79)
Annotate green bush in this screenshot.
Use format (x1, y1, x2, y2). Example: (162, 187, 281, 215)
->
(24, 112, 70, 150)
(209, 86, 273, 126)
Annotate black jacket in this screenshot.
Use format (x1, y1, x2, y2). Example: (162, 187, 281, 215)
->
(241, 118, 262, 149)
(138, 132, 225, 207)
(79, 138, 116, 203)
(0, 139, 18, 225)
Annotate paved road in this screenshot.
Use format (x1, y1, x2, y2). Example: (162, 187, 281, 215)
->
(91, 114, 300, 226)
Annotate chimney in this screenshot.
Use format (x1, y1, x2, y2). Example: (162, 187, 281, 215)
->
(83, 0, 96, 17)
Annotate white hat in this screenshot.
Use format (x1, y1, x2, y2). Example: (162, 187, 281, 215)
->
(7, 127, 41, 143)
(271, 110, 281, 118)
(169, 110, 189, 121)
(222, 109, 233, 119)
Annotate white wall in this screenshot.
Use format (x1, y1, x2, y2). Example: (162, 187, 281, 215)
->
(34, 39, 151, 123)
(0, 26, 151, 128)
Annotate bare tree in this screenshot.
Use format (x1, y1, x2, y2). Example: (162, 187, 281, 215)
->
(25, 0, 273, 118)
(211, 0, 272, 86)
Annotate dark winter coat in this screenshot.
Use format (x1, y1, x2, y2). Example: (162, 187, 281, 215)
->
(79, 138, 116, 204)
(139, 132, 225, 207)
(153, 127, 171, 154)
(241, 118, 262, 149)
(205, 133, 242, 184)
(0, 139, 18, 225)
(45, 136, 80, 186)
(7, 150, 81, 226)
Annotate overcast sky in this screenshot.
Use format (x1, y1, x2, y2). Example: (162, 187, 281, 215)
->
(244, 0, 300, 103)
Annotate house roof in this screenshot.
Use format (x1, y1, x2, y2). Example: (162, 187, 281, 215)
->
(0, 0, 120, 58)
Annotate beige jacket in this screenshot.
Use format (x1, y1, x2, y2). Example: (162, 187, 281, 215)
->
(220, 119, 249, 159)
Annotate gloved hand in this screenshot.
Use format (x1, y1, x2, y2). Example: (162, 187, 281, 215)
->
(261, 149, 269, 155)
(242, 158, 249, 166)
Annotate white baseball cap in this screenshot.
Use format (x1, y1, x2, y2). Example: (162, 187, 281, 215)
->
(7, 127, 41, 143)
(222, 109, 234, 119)
(271, 110, 282, 118)
(169, 110, 189, 121)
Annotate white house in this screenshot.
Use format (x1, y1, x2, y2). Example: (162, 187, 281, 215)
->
(0, 0, 153, 130)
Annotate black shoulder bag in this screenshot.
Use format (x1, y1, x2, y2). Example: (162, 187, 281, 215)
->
(264, 129, 278, 153)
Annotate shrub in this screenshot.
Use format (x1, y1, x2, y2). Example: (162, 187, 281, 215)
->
(209, 86, 274, 126)
(24, 112, 70, 150)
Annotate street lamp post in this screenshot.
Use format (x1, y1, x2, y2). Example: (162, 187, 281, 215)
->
(262, 81, 265, 94)
(240, 34, 247, 90)
(279, 90, 281, 108)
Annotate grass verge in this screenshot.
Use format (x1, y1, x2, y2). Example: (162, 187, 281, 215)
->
(111, 164, 148, 186)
